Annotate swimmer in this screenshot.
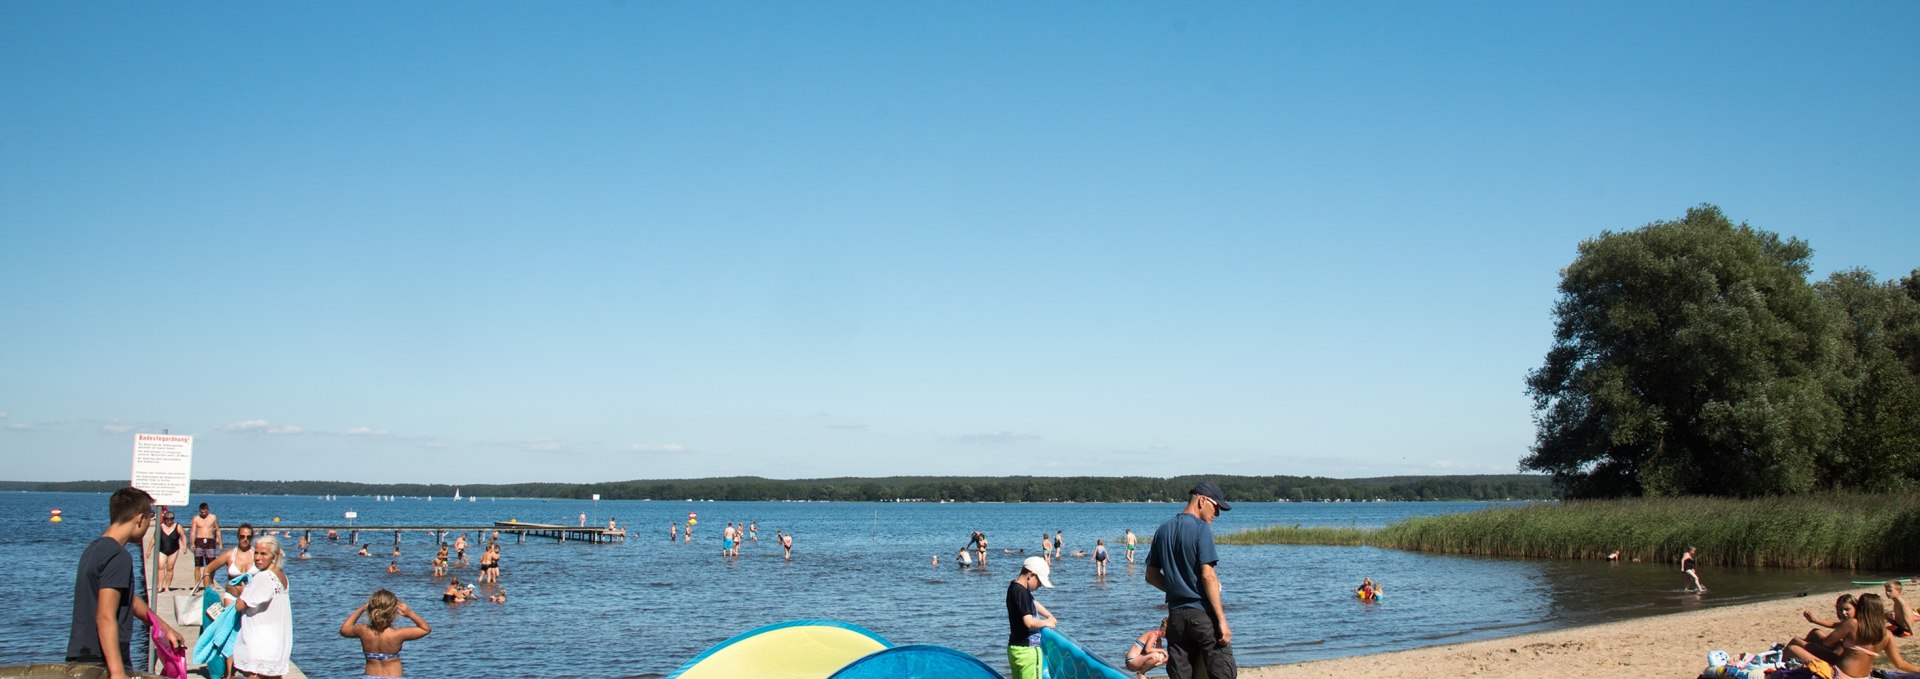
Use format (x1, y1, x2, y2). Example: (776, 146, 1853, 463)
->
(443, 579, 468, 604)
(780, 530, 793, 560)
(1093, 539, 1109, 577)
(489, 588, 506, 604)
(386, 560, 400, 574)
(1123, 618, 1169, 679)
(340, 589, 431, 679)
(1124, 528, 1137, 564)
(933, 555, 940, 567)
(358, 544, 371, 557)
(671, 523, 678, 542)
(958, 548, 973, 567)
(298, 530, 311, 560)
(749, 521, 757, 541)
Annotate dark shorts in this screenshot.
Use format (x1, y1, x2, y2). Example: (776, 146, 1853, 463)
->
(192, 538, 220, 565)
(1166, 606, 1237, 679)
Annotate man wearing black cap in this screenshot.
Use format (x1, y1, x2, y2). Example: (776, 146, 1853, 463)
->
(1145, 480, 1236, 678)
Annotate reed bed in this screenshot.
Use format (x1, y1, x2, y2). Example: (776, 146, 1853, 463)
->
(1222, 494, 1920, 569)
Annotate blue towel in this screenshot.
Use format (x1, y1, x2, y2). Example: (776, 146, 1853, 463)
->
(193, 573, 250, 667)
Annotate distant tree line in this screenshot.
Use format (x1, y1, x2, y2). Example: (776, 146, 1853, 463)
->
(0, 474, 1556, 503)
(1525, 205, 1920, 498)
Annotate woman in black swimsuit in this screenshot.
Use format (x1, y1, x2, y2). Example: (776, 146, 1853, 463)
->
(154, 509, 182, 592)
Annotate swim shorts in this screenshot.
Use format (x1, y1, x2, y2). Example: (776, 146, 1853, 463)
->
(192, 538, 219, 565)
(1007, 645, 1042, 679)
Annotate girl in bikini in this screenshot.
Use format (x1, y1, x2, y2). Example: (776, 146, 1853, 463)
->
(1789, 593, 1920, 679)
(340, 589, 431, 679)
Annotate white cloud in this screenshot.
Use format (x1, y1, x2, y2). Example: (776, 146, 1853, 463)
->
(0, 411, 8, 419)
(631, 443, 687, 453)
(826, 424, 869, 431)
(101, 422, 137, 434)
(949, 431, 1043, 445)
(341, 427, 389, 438)
(5, 423, 27, 431)
(219, 420, 303, 435)
(520, 438, 564, 452)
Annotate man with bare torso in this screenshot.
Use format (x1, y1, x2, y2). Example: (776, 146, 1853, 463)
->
(190, 502, 221, 583)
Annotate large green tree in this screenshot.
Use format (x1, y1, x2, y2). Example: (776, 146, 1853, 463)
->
(1523, 205, 1841, 497)
(1816, 268, 1920, 490)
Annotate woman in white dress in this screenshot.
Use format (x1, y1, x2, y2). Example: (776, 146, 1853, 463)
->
(228, 533, 294, 678)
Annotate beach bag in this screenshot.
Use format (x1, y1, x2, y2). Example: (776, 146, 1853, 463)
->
(173, 594, 200, 628)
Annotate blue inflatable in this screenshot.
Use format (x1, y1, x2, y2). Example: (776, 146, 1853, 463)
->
(829, 644, 1005, 678)
(1040, 628, 1134, 679)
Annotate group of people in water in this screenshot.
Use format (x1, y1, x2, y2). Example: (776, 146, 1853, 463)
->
(672, 516, 796, 560)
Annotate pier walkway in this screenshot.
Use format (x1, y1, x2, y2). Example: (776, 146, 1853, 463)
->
(143, 530, 306, 679)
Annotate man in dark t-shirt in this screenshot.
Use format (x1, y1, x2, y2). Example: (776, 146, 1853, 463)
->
(1005, 556, 1056, 679)
(1146, 480, 1237, 679)
(69, 487, 181, 678)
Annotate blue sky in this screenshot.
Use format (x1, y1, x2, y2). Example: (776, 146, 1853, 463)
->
(2, 2, 1915, 484)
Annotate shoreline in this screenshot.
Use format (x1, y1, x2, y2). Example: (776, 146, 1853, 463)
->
(1240, 586, 1859, 678)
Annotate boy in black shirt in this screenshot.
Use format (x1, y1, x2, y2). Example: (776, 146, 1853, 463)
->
(68, 487, 182, 678)
(1005, 555, 1057, 679)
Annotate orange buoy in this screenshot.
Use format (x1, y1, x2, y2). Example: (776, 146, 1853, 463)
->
(50, 508, 63, 523)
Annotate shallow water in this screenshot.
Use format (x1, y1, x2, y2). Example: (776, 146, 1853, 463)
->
(2, 492, 1881, 677)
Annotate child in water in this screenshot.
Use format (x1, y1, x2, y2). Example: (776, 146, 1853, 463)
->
(1358, 578, 1383, 601)
(1124, 618, 1169, 679)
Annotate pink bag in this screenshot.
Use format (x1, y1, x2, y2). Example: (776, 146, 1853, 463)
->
(146, 610, 188, 679)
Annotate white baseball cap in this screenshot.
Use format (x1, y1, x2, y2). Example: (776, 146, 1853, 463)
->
(1021, 556, 1054, 588)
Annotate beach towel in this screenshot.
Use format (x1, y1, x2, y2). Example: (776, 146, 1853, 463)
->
(146, 609, 188, 679)
(194, 573, 250, 669)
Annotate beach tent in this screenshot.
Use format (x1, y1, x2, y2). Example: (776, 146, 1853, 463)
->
(1040, 628, 1134, 679)
(827, 644, 1005, 678)
(666, 619, 892, 679)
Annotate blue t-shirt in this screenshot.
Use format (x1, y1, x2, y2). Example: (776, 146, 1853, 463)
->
(1145, 512, 1218, 610)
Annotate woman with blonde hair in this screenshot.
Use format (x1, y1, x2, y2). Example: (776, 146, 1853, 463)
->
(340, 589, 432, 678)
(228, 533, 293, 678)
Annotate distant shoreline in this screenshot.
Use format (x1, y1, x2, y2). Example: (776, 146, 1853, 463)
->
(0, 473, 1556, 503)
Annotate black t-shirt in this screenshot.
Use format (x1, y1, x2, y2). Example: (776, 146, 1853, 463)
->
(1005, 580, 1039, 647)
(68, 536, 134, 662)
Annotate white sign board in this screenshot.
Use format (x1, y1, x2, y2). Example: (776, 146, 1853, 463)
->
(130, 433, 194, 506)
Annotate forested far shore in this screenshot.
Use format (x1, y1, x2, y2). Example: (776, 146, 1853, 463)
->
(0, 473, 1554, 503)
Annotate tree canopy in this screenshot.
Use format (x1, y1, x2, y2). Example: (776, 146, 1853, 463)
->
(1524, 205, 1920, 497)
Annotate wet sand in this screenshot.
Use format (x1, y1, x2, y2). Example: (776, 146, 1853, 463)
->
(1243, 587, 1861, 678)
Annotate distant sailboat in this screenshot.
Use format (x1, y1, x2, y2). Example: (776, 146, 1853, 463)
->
(454, 488, 462, 500)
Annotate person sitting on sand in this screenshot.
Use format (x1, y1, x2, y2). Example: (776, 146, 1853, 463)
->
(1886, 581, 1916, 638)
(1124, 618, 1169, 679)
(1787, 593, 1920, 678)
(1791, 593, 1857, 663)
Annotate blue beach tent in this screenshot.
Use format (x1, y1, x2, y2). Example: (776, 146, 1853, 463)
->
(827, 644, 1005, 678)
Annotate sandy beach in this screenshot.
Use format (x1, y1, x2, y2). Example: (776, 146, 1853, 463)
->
(1243, 587, 1866, 679)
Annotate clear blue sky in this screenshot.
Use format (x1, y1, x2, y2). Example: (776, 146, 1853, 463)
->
(3, 3, 1915, 484)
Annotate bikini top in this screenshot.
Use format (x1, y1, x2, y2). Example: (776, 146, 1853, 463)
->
(1846, 644, 1881, 658)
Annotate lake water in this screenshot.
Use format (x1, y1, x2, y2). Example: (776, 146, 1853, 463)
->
(1, 492, 1881, 678)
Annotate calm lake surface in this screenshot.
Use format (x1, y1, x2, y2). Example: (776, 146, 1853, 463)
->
(2, 492, 1881, 678)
